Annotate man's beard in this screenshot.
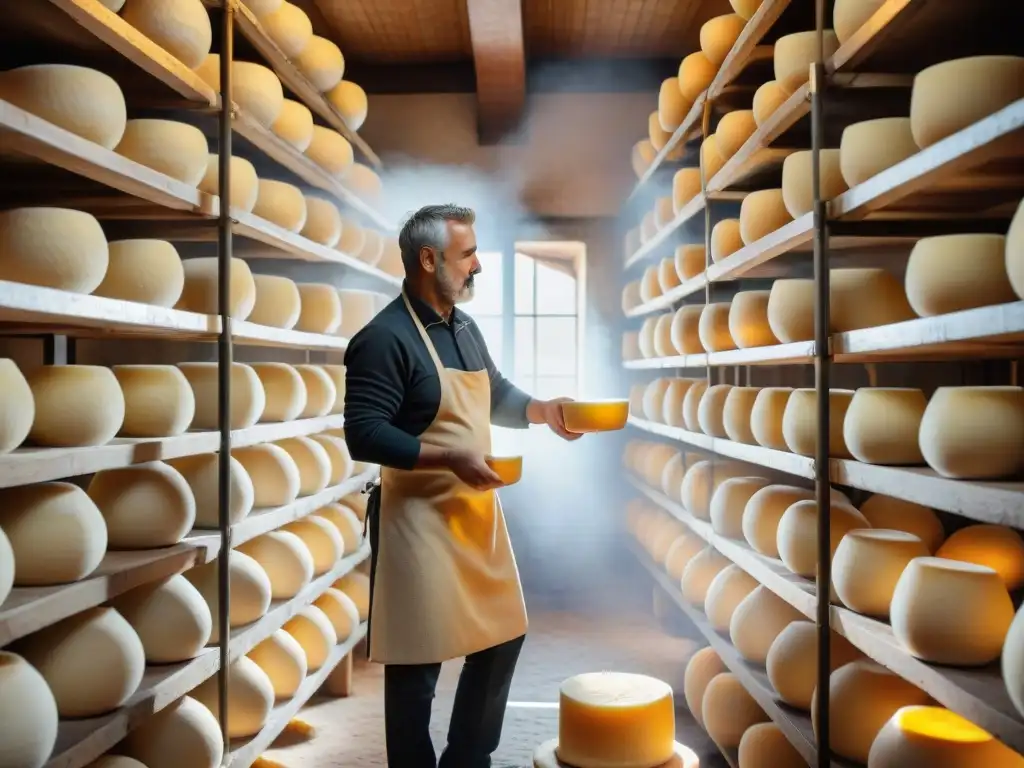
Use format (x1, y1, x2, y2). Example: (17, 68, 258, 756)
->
(437, 262, 475, 304)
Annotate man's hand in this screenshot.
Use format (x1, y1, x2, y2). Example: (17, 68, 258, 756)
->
(446, 448, 504, 491)
(527, 397, 583, 441)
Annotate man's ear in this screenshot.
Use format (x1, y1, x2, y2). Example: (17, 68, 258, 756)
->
(419, 246, 438, 274)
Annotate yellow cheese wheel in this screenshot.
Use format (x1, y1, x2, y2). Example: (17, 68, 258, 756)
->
(27, 365, 125, 447)
(662, 379, 696, 428)
(782, 388, 855, 458)
(679, 52, 717, 101)
(700, 14, 745, 66)
(271, 98, 314, 151)
(653, 314, 676, 358)
(774, 30, 839, 93)
(752, 80, 788, 127)
(729, 585, 804, 664)
(305, 126, 354, 178)
(249, 274, 301, 329)
(890, 557, 1013, 666)
(336, 571, 370, 620)
(749, 387, 793, 451)
(728, 290, 777, 349)
(0, 650, 59, 768)
(112, 574, 212, 663)
(194, 656, 274, 739)
(710, 476, 770, 539)
(681, 380, 708, 432)
(250, 362, 307, 422)
(833, 529, 929, 618)
(247, 629, 307, 699)
(777, 498, 869, 578)
(654, 197, 675, 230)
(910, 56, 1024, 149)
(704, 564, 758, 631)
(738, 723, 805, 768)
(639, 265, 662, 304)
(698, 303, 735, 352)
(766, 279, 813, 342)
(116, 119, 208, 185)
(232, 443, 301, 507)
(742, 485, 816, 557)
(672, 168, 703, 213)
(918, 386, 1024, 479)
(113, 364, 195, 437)
(905, 233, 1015, 317)
(310, 434, 354, 486)
(95, 239, 185, 307)
(765, 620, 862, 711)
(1007, 198, 1024, 298)
(254, 179, 307, 232)
(843, 387, 927, 465)
(739, 188, 792, 244)
(300, 196, 343, 247)
(858, 494, 944, 554)
(185, 552, 271, 642)
(121, 0, 212, 69)
(238, 530, 314, 599)
(781, 148, 849, 217)
(344, 163, 385, 202)
(196, 56, 285, 128)
(260, 1, 312, 57)
(295, 35, 344, 92)
(282, 515, 342, 574)
(0, 360, 31, 456)
(0, 207, 109, 294)
(122, 696, 223, 768)
(833, 0, 886, 44)
(295, 365, 337, 418)
(701, 135, 726, 181)
(296, 282, 343, 334)
(936, 525, 1024, 591)
(722, 387, 760, 444)
(665, 535, 704, 580)
(325, 80, 369, 130)
(167, 452, 255, 528)
(697, 383, 732, 437)
(681, 546, 731, 606)
(176, 361, 265, 429)
(88, 461, 196, 548)
(315, 586, 360, 640)
(702, 673, 768, 748)
(556, 672, 676, 768)
(682, 647, 725, 726)
(716, 110, 757, 158)
(275, 435, 332, 495)
(729, 0, 763, 20)
(657, 258, 680, 295)
(710, 218, 744, 263)
(675, 244, 706, 280)
(831, 267, 916, 331)
(648, 111, 672, 151)
(839, 117, 918, 187)
(338, 289, 388, 338)
(658, 77, 690, 132)
(176, 256, 257, 319)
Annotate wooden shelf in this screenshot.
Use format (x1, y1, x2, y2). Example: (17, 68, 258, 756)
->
(624, 194, 708, 270)
(623, 341, 816, 369)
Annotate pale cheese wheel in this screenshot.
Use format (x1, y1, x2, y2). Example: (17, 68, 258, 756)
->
(284, 605, 337, 671)
(275, 435, 332, 495)
(112, 574, 212, 663)
(123, 695, 223, 768)
(653, 314, 676, 358)
(250, 274, 301, 329)
(697, 383, 732, 437)
(668, 306, 702, 356)
(320, 364, 347, 415)
(247, 629, 307, 699)
(658, 259, 680, 297)
(271, 98, 314, 151)
(681, 460, 743, 519)
(910, 56, 1024, 149)
(556, 672, 676, 768)
(121, 0, 212, 69)
(728, 290, 777, 348)
(116, 119, 208, 185)
(660, 452, 686, 499)
(833, 529, 929, 618)
(918, 386, 1024, 479)
(711, 218, 744, 263)
(661, 379, 695, 428)
(309, 434, 354, 485)
(0, 651, 59, 768)
(640, 266, 662, 304)
(1004, 606, 1024, 719)
(113, 364, 195, 438)
(295, 35, 344, 92)
(232, 443, 301, 507)
(679, 52, 717, 101)
(640, 211, 658, 243)
(326, 80, 369, 130)
(197, 57, 285, 127)
(654, 197, 676, 231)
(238, 530, 314, 599)
(739, 188, 792, 244)
(642, 378, 672, 422)
(305, 126, 354, 178)
(832, 267, 915, 331)
(729, 0, 763, 20)
(704, 564, 758, 631)
(700, 14, 745, 66)
(839, 117, 918, 187)
(743, 484, 816, 557)
(335, 570, 370, 619)
(752, 80, 788, 126)
(665, 535, 704, 580)
(672, 168, 702, 213)
(198, 154, 259, 213)
(658, 77, 690, 132)
(0, 62, 124, 148)
(89, 461, 196, 548)
(176, 256, 257, 319)
(177, 361, 265, 430)
(1008, 198, 1024, 299)
(0, 528, 11, 607)
(716, 110, 757, 158)
(776, 499, 869, 578)
(781, 148, 849, 217)
(16, 606, 145, 718)
(698, 303, 735, 352)
(683, 647, 725, 726)
(0, 359, 33, 455)
(623, 282, 642, 313)
(282, 515, 342, 574)
(710, 476, 770, 539)
(193, 656, 274, 738)
(858, 494, 944, 553)
(750, 387, 793, 450)
(681, 546, 731, 606)
(702, 135, 726, 181)
(638, 318, 658, 358)
(95, 239, 185, 307)
(890, 557, 1013, 666)
(936, 525, 1024, 591)
(250, 362, 307, 422)
(378, 237, 403, 277)
(185, 552, 272, 642)
(356, 229, 385, 267)
(260, 1, 312, 57)
(629, 384, 647, 417)
(0, 482, 106, 586)
(729, 585, 803, 665)
(765, 620, 861, 711)
(843, 387, 927, 465)
(702, 673, 768, 748)
(766, 279, 813, 342)
(774, 30, 839, 93)
(167, 452, 255, 528)
(648, 111, 673, 151)
(782, 388, 855, 458)
(675, 244, 706, 281)
(833, 0, 886, 44)
(0, 207, 109, 294)
(905, 233, 1015, 316)
(254, 179, 307, 232)
(28, 365, 125, 447)
(315, 587, 360, 640)
(681, 380, 708, 432)
(632, 140, 657, 179)
(291, 364, 335, 417)
(738, 723, 805, 768)
(338, 288, 388, 338)
(342, 164, 384, 202)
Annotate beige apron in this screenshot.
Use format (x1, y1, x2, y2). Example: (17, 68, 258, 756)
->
(367, 291, 528, 665)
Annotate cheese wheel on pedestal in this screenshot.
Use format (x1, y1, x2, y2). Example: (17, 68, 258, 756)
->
(193, 656, 274, 738)
(676, 244, 707, 281)
(905, 233, 1015, 316)
(112, 574, 212, 663)
(723, 387, 761, 444)
(238, 530, 314, 599)
(682, 380, 708, 432)
(294, 365, 337, 417)
(738, 723, 805, 768)
(89, 461, 196, 548)
(177, 362, 265, 429)
(681, 546, 731, 606)
(670, 305, 705, 354)
(232, 443, 301, 507)
(284, 605, 337, 671)
(697, 383, 732, 437)
(831, 268, 915, 331)
(782, 388, 855, 458)
(295, 35, 344, 92)
(682, 460, 743, 519)
(711, 219, 744, 263)
(185, 553, 272, 642)
(891, 557, 1013, 666)
(122, 0, 212, 69)
(743, 484, 849, 558)
(750, 387, 792, 450)
(123, 695, 223, 768)
(661, 379, 694, 427)
(95, 239, 185, 306)
(833, 0, 886, 44)
(833, 529, 928, 618)
(632, 141, 657, 179)
(315, 587, 360, 640)
(247, 629, 307, 700)
(316, 503, 362, 555)
(271, 99, 314, 151)
(683, 647, 725, 726)
(910, 56, 1024, 149)
(0, 207, 109, 294)
(642, 378, 672, 423)
(653, 314, 676, 358)
(729, 0, 763, 20)
(698, 303, 735, 352)
(335, 571, 370, 619)
(640, 266, 662, 304)
(657, 257, 681, 294)
(839, 117, 918, 186)
(702, 673, 768, 748)
(301, 196, 343, 247)
(260, 1, 311, 57)
(555, 672, 676, 768)
(858, 494, 944, 553)
(843, 387, 927, 465)
(716, 110, 757, 158)
(918, 386, 1024, 479)
(781, 149, 849, 217)
(739, 189, 792, 244)
(766, 279, 813, 342)
(753, 80, 788, 126)
(275, 436, 331, 495)
(168, 452, 255, 528)
(710, 476, 771, 539)
(254, 179, 307, 232)
(305, 126, 354, 178)
(16, 606, 145, 717)
(776, 499, 869, 578)
(311, 434, 354, 485)
(701, 135, 726, 181)
(765, 620, 861, 711)
(249, 274, 301, 329)
(250, 362, 307, 422)
(325, 80, 368, 130)
(666, 535, 704, 581)
(0, 482, 106, 585)
(936, 525, 1024, 591)
(774, 31, 839, 93)
(701, 14, 745, 66)
(658, 77, 690, 132)
(116, 119, 208, 185)
(672, 168, 702, 213)
(704, 564, 758, 631)
(729, 585, 803, 664)
(113, 365, 195, 438)
(283, 515, 343, 574)
(0, 359, 32, 455)
(28, 365, 125, 447)
(0, 651, 59, 768)
(197, 57, 284, 127)
(177, 256, 257, 319)
(679, 52, 716, 101)
(728, 291, 777, 349)
(0, 64, 127, 149)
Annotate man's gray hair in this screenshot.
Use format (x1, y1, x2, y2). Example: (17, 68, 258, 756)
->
(398, 204, 476, 274)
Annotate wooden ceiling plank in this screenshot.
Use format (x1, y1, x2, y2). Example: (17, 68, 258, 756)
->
(466, 0, 526, 142)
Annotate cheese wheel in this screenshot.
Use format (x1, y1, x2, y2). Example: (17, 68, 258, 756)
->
(681, 546, 731, 606)
(632, 140, 657, 179)
(167, 452, 255, 528)
(905, 233, 1015, 316)
(765, 621, 862, 711)
(766, 279, 813, 342)
(122, 695, 223, 768)
(704, 564, 758, 631)
(254, 179, 307, 232)
(738, 723, 805, 768)
(305, 126, 354, 178)
(176, 256, 257, 319)
(0, 482, 106, 585)
(232, 443, 301, 507)
(16, 606, 145, 718)
(116, 119, 208, 185)
(282, 515, 342, 574)
(729, 0, 763, 20)
(782, 388, 855, 458)
(660, 452, 686, 500)
(0, 527, 11, 607)
(781, 149, 849, 217)
(648, 111, 672, 151)
(378, 237, 403, 277)
(1004, 606, 1024, 719)
(298, 196, 343, 247)
(743, 485, 815, 557)
(697, 383, 732, 437)
(890, 557, 1013, 666)
(638, 318, 657, 358)
(325, 80, 369, 130)
(250, 362, 307, 422)
(556, 672, 676, 768)
(661, 379, 695, 428)
(710, 476, 770, 539)
(193, 656, 274, 739)
(315, 587, 360, 641)
(839, 117, 918, 187)
(197, 57, 285, 127)
(665, 535, 704, 581)
(310, 434, 354, 486)
(729, 585, 803, 664)
(1007, 198, 1024, 299)
(752, 80, 788, 127)
(177, 361, 265, 430)
(89, 461, 196, 548)
(623, 282, 642, 313)
(910, 56, 1024, 149)
(0, 207, 109, 294)
(0, 651, 59, 768)
(655, 197, 676, 230)
(113, 364, 195, 439)
(698, 303, 735, 352)
(918, 386, 1024, 479)
(260, 1, 312, 57)
(294, 365, 337, 418)
(727, 290, 776, 349)
(95, 239, 185, 307)
(112, 574, 211, 663)
(658, 77, 690, 132)
(0, 359, 33, 455)
(343, 164, 384, 202)
(682, 460, 744, 519)
(681, 380, 708, 432)
(843, 387, 927, 465)
(338, 288, 388, 338)
(271, 98, 314, 151)
(702, 673, 768, 748)
(701, 135, 726, 181)
(295, 35, 344, 92)
(679, 52, 717, 101)
(121, 0, 212, 69)
(249, 274, 301, 329)
(672, 168, 703, 213)
(739, 189, 792, 244)
(774, 30, 839, 93)
(710, 219, 743, 263)
(716, 110, 757, 158)
(675, 244, 706, 281)
(0, 64, 127, 149)
(296, 282, 343, 334)
(683, 647, 725, 726)
(833, 529, 929, 618)
(640, 211, 658, 243)
(642, 378, 672, 422)
(335, 570, 370, 619)
(320, 365, 347, 415)
(833, 0, 886, 44)
(777, 499, 869, 578)
(858, 495, 944, 554)
(27, 365, 124, 447)
(749, 387, 793, 450)
(936, 525, 1024, 591)
(185, 552, 272, 642)
(628, 384, 646, 417)
(831, 267, 916, 331)
(283, 604, 338, 672)
(722, 386, 760, 444)
(247, 629, 307, 699)
(700, 14, 745, 66)
(639, 266, 662, 304)
(238, 530, 314, 599)
(357, 229, 385, 267)
(275, 435, 332, 495)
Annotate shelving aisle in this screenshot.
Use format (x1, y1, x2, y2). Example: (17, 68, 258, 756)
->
(619, 0, 1024, 766)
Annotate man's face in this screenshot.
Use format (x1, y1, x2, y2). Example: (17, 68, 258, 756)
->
(433, 220, 480, 305)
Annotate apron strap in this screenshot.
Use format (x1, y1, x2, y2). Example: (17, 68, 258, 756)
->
(365, 482, 382, 659)
(400, 288, 446, 375)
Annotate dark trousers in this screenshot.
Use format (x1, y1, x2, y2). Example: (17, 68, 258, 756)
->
(383, 633, 526, 768)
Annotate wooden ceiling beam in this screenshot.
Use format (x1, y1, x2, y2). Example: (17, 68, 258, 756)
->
(465, 0, 526, 144)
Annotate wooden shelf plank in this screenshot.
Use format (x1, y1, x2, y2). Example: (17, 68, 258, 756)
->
(705, 213, 814, 283)
(625, 275, 708, 318)
(623, 354, 708, 370)
(629, 99, 706, 199)
(624, 194, 707, 270)
(708, 0, 793, 98)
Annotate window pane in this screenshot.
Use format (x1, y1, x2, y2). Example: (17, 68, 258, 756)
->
(534, 376, 577, 400)
(514, 253, 535, 315)
(535, 260, 576, 315)
(535, 317, 576, 376)
(514, 316, 535, 377)
(473, 316, 503, 368)
(461, 251, 503, 316)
